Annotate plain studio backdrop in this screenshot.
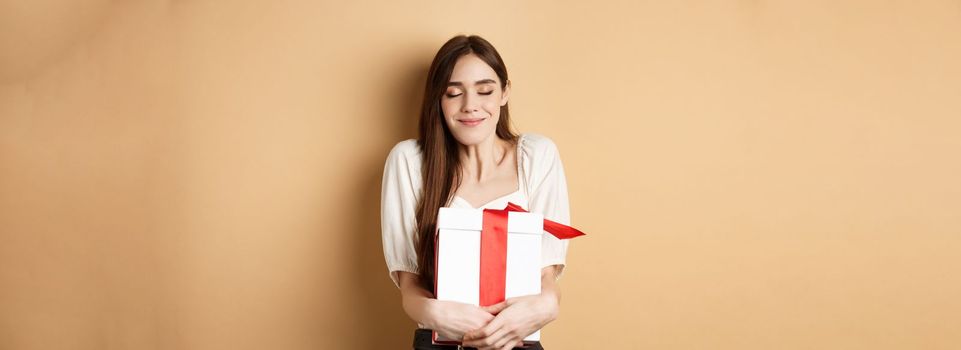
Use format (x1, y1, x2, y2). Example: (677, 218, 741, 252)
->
(1, 1, 959, 349)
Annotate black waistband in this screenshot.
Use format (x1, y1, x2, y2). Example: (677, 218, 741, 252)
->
(413, 329, 543, 350)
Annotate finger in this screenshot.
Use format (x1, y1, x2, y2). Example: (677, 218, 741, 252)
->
(479, 315, 505, 341)
(462, 326, 484, 341)
(461, 330, 484, 347)
(486, 327, 515, 350)
(483, 301, 509, 315)
(464, 309, 498, 341)
(480, 325, 511, 349)
(500, 340, 521, 349)
(463, 317, 505, 347)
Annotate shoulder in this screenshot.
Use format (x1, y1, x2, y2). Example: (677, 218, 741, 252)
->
(388, 138, 420, 156)
(519, 132, 561, 160)
(386, 139, 421, 162)
(518, 133, 568, 194)
(384, 139, 422, 173)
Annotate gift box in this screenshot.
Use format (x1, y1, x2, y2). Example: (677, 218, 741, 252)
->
(432, 202, 585, 345)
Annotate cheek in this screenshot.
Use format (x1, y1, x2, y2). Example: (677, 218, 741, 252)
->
(483, 96, 503, 113)
(440, 99, 458, 119)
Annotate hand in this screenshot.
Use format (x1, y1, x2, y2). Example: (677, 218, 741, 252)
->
(396, 272, 495, 341)
(427, 299, 496, 342)
(461, 293, 559, 350)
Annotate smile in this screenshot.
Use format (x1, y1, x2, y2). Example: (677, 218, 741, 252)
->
(458, 118, 486, 127)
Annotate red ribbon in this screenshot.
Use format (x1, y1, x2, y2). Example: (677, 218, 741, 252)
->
(478, 202, 586, 306)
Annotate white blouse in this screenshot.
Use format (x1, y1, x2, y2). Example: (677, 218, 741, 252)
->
(380, 133, 573, 288)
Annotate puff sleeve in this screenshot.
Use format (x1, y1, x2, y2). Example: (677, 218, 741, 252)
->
(380, 140, 422, 288)
(523, 134, 572, 279)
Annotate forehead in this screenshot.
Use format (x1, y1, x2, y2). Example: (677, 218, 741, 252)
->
(449, 54, 499, 84)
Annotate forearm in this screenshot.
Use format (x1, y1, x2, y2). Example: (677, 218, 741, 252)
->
(397, 271, 439, 327)
(462, 266, 565, 347)
(398, 268, 561, 330)
(539, 265, 562, 321)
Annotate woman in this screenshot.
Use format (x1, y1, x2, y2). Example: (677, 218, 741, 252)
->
(381, 35, 575, 350)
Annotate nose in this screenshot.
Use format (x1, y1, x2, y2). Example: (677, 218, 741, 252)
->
(461, 93, 479, 114)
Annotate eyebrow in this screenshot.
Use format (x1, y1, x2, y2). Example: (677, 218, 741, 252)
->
(447, 79, 498, 87)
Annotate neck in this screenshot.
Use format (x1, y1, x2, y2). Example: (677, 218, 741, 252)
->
(458, 136, 509, 183)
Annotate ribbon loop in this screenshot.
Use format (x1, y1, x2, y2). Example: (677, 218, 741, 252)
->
(501, 202, 586, 240)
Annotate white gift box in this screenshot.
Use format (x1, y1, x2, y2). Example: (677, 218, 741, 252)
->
(433, 207, 544, 344)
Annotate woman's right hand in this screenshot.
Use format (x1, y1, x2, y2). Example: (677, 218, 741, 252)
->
(427, 299, 495, 341)
(397, 271, 495, 341)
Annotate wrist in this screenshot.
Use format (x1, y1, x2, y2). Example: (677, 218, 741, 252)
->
(402, 293, 437, 328)
(537, 293, 560, 321)
(420, 297, 443, 329)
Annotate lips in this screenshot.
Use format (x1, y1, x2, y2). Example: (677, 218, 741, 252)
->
(458, 117, 486, 127)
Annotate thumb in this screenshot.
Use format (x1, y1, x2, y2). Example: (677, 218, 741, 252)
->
(483, 301, 509, 315)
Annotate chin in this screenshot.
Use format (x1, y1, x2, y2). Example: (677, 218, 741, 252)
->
(451, 128, 495, 146)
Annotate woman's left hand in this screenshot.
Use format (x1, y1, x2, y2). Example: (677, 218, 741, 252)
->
(460, 292, 559, 350)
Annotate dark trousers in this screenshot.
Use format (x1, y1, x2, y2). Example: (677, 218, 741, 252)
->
(413, 329, 545, 350)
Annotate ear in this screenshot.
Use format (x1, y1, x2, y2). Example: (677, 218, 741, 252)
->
(500, 79, 511, 106)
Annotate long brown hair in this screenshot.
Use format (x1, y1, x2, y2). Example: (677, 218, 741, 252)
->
(415, 35, 518, 292)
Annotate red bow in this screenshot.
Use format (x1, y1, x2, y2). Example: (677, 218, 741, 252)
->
(479, 202, 586, 306)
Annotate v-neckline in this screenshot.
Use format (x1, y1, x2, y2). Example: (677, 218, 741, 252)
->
(453, 189, 522, 209)
(451, 134, 525, 209)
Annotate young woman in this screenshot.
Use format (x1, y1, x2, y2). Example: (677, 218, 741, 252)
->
(381, 35, 575, 350)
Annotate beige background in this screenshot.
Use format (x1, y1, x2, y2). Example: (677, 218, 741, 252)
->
(2, 1, 960, 349)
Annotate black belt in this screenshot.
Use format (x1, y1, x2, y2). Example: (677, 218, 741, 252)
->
(412, 328, 544, 350)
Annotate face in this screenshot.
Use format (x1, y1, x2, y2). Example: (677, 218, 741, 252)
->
(441, 54, 510, 146)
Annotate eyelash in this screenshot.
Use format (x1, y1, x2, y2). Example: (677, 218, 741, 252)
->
(446, 91, 493, 98)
